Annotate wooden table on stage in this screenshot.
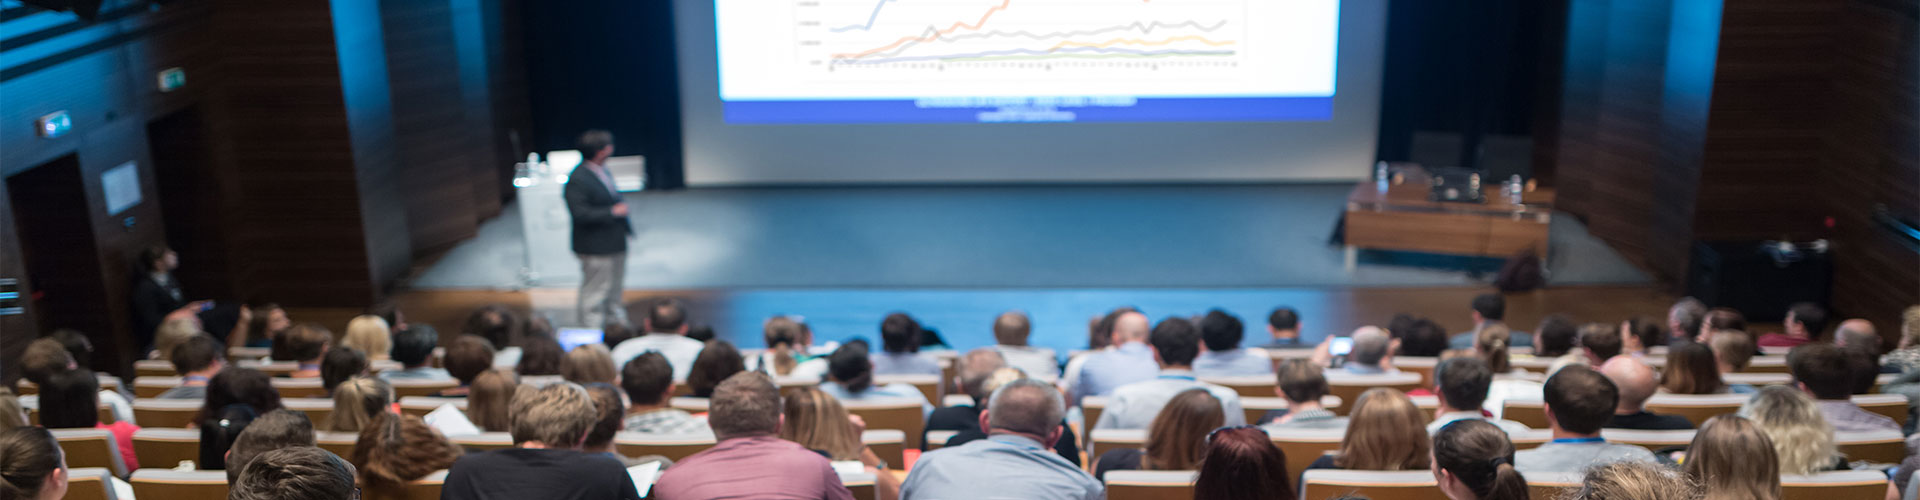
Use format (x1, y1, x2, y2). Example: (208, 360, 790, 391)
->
(1342, 170, 1554, 270)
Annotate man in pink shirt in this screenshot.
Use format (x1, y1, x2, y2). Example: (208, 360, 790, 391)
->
(1758, 303, 1826, 350)
(654, 372, 855, 500)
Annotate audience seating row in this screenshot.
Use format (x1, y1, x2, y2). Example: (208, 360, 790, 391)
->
(1501, 393, 1909, 429)
(1100, 468, 1888, 500)
(116, 457, 879, 500)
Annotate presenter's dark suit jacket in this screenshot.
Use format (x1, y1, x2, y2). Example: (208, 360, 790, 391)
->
(564, 164, 634, 255)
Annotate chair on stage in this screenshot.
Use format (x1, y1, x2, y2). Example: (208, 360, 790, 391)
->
(1104, 470, 1196, 500)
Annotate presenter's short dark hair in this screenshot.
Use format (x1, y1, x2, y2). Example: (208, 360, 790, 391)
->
(578, 129, 614, 155)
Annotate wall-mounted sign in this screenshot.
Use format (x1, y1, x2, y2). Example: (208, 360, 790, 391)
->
(35, 110, 71, 138)
(103, 162, 142, 215)
(158, 67, 186, 92)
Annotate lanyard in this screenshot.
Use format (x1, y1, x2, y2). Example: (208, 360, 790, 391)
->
(1158, 374, 1197, 382)
(1551, 437, 1606, 444)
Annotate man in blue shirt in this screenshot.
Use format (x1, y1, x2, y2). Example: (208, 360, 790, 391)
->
(903, 378, 1103, 500)
(1192, 309, 1274, 377)
(1095, 317, 1246, 430)
(1067, 311, 1156, 406)
(1448, 293, 1530, 350)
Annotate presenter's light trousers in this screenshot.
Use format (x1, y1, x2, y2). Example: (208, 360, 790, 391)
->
(577, 252, 628, 328)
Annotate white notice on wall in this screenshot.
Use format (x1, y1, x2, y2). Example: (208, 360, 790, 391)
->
(102, 162, 141, 215)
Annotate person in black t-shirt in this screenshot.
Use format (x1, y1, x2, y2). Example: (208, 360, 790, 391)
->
(1600, 357, 1694, 430)
(441, 383, 641, 500)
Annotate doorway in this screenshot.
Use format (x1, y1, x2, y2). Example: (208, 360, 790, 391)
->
(146, 105, 233, 299)
(5, 154, 114, 359)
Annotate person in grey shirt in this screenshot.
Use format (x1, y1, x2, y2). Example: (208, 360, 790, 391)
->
(1513, 366, 1656, 473)
(1192, 310, 1274, 377)
(379, 325, 452, 381)
(1448, 294, 1529, 350)
(903, 378, 1103, 500)
(991, 311, 1061, 380)
(1260, 359, 1347, 429)
(872, 313, 944, 376)
(1094, 318, 1244, 431)
(157, 334, 225, 400)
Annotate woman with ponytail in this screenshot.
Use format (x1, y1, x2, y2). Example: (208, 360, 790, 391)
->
(0, 427, 68, 500)
(820, 342, 933, 418)
(1683, 415, 1781, 500)
(1432, 419, 1530, 500)
(749, 316, 829, 380)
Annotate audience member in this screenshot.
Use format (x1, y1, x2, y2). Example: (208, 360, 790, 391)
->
(1531, 314, 1579, 359)
(281, 323, 333, 378)
(1194, 309, 1273, 377)
(1884, 306, 1920, 373)
(926, 349, 1008, 443)
(991, 311, 1061, 379)
(1303, 388, 1430, 478)
(1067, 310, 1157, 405)
(1707, 330, 1759, 394)
(437, 335, 496, 397)
(1619, 317, 1663, 358)
(1095, 317, 1245, 430)
(1701, 308, 1747, 342)
(1669, 297, 1708, 344)
(1740, 385, 1842, 475)
(0, 427, 68, 500)
(934, 366, 1083, 464)
(1451, 294, 1523, 350)
(350, 410, 462, 498)
(367, 301, 407, 333)
(1839, 343, 1882, 395)
(749, 315, 829, 380)
(1599, 357, 1692, 430)
(442, 383, 640, 499)
(198, 367, 285, 469)
(620, 352, 708, 435)
(872, 312, 942, 376)
(0, 388, 25, 431)
(1760, 302, 1827, 349)
(821, 342, 933, 417)
(601, 322, 636, 348)
(238, 302, 291, 349)
(1567, 461, 1702, 500)
(152, 315, 204, 361)
(656, 373, 856, 499)
(49, 330, 128, 394)
(319, 346, 370, 395)
(465, 370, 517, 433)
(1094, 388, 1222, 480)
(581, 383, 667, 468)
(1474, 325, 1521, 376)
(515, 334, 565, 378)
(1263, 306, 1304, 348)
(1193, 426, 1296, 500)
(464, 304, 522, 369)
(159, 334, 226, 399)
(1513, 366, 1656, 473)
(686, 339, 746, 398)
(902, 378, 1101, 499)
(341, 314, 393, 361)
(325, 377, 393, 433)
(560, 343, 618, 386)
(1478, 325, 1544, 418)
(381, 325, 451, 381)
(1580, 322, 1624, 366)
(1834, 319, 1879, 352)
(1682, 415, 1780, 500)
(1341, 326, 1400, 375)
(1261, 359, 1348, 429)
(20, 338, 132, 424)
(1787, 343, 1897, 432)
(1431, 419, 1529, 500)
(1398, 316, 1453, 358)
(686, 323, 716, 342)
(228, 447, 358, 500)
(609, 299, 706, 380)
(780, 387, 902, 498)
(1659, 341, 1727, 395)
(224, 409, 316, 484)
(39, 369, 139, 471)
(1428, 357, 1530, 435)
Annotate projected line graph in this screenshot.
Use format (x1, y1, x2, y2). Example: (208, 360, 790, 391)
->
(796, 0, 1249, 69)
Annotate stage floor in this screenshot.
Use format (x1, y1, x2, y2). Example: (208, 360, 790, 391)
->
(409, 184, 1649, 290)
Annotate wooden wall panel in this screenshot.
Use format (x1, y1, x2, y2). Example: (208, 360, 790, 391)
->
(0, 184, 34, 383)
(382, 0, 482, 256)
(1822, 0, 1919, 333)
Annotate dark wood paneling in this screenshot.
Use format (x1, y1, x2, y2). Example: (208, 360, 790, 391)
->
(0, 184, 34, 383)
(382, 0, 481, 256)
(1823, 0, 1919, 332)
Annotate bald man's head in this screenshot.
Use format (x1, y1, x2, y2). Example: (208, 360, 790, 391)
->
(1112, 312, 1151, 344)
(1836, 319, 1879, 354)
(1600, 356, 1657, 413)
(959, 348, 1009, 401)
(993, 311, 1031, 346)
(1350, 326, 1392, 367)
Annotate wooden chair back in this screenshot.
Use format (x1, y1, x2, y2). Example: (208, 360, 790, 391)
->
(1501, 399, 1550, 429)
(612, 433, 717, 462)
(1391, 357, 1440, 386)
(863, 429, 906, 468)
(1644, 394, 1749, 426)
(399, 396, 466, 418)
(63, 467, 116, 500)
(1239, 396, 1344, 425)
(1525, 471, 1582, 500)
(874, 374, 943, 410)
(1104, 470, 1196, 500)
(316, 431, 359, 459)
(1781, 471, 1889, 500)
(841, 471, 878, 500)
(449, 432, 514, 452)
(925, 430, 958, 451)
(843, 399, 926, 449)
(1266, 428, 1343, 480)
(1198, 375, 1277, 399)
(132, 376, 183, 398)
(283, 398, 334, 426)
(403, 470, 448, 500)
(26, 403, 113, 426)
(1300, 470, 1441, 500)
(1088, 428, 1146, 462)
(132, 427, 202, 470)
(133, 399, 204, 429)
(269, 378, 326, 399)
(1322, 372, 1424, 414)
(135, 360, 177, 378)
(51, 428, 128, 478)
(130, 469, 228, 500)
(1835, 430, 1908, 464)
(1855, 394, 1908, 427)
(388, 379, 460, 399)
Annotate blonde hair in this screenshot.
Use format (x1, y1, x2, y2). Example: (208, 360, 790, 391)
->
(560, 344, 618, 385)
(0, 388, 24, 432)
(341, 315, 393, 361)
(1572, 461, 1702, 500)
(1709, 330, 1757, 372)
(778, 388, 864, 461)
(1901, 306, 1920, 349)
(1740, 385, 1837, 475)
(153, 318, 203, 360)
(1334, 388, 1431, 470)
(975, 368, 1027, 410)
(466, 370, 517, 433)
(1141, 389, 1223, 471)
(1685, 415, 1781, 500)
(1475, 324, 1513, 374)
(327, 377, 393, 433)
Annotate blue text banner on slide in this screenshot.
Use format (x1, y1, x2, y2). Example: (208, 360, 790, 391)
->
(713, 0, 1340, 124)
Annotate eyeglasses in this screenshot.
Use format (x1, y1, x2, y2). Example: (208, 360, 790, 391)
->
(1206, 425, 1262, 444)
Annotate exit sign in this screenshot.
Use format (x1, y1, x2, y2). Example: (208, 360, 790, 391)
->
(35, 111, 71, 139)
(157, 67, 186, 92)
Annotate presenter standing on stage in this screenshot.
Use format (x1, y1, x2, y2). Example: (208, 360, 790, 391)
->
(565, 130, 632, 328)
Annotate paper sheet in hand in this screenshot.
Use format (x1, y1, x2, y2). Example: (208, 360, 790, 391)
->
(627, 461, 663, 496)
(423, 403, 481, 436)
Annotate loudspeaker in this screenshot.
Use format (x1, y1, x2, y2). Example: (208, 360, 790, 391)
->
(1686, 241, 1832, 322)
(15, 0, 105, 20)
